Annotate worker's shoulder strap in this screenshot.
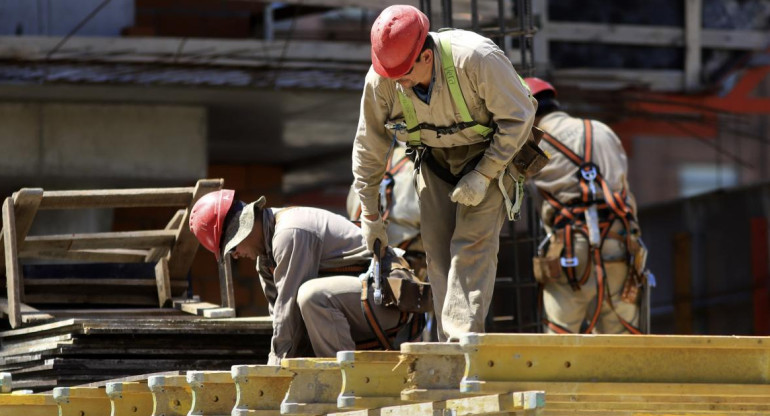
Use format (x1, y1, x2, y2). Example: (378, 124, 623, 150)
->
(396, 32, 493, 147)
(541, 119, 594, 166)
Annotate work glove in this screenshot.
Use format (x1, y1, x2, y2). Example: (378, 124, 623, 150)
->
(449, 169, 491, 206)
(361, 215, 388, 256)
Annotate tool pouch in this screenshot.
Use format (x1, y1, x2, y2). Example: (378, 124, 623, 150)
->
(512, 127, 550, 177)
(532, 234, 564, 284)
(627, 233, 649, 277)
(382, 257, 433, 313)
(622, 233, 648, 304)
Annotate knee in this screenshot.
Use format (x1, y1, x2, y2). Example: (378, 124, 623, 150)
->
(297, 279, 328, 314)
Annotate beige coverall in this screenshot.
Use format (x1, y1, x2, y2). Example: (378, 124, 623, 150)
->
(256, 207, 403, 365)
(352, 29, 536, 341)
(530, 111, 640, 333)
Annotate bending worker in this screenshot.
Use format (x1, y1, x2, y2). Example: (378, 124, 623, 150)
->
(189, 190, 420, 364)
(525, 77, 649, 334)
(352, 5, 539, 341)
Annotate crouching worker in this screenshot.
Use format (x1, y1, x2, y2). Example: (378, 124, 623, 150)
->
(189, 190, 427, 365)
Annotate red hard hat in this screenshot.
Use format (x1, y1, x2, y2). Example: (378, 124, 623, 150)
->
(370, 5, 430, 78)
(189, 189, 235, 261)
(524, 77, 557, 96)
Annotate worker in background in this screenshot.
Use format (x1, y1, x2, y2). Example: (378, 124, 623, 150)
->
(525, 77, 650, 334)
(189, 190, 421, 365)
(352, 4, 541, 341)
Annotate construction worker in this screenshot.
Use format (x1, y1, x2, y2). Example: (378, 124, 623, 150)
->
(525, 77, 648, 334)
(352, 5, 539, 341)
(189, 190, 420, 365)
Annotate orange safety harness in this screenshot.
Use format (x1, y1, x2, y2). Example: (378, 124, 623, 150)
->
(538, 119, 642, 334)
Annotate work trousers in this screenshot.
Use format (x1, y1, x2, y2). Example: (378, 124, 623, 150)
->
(417, 160, 512, 341)
(542, 227, 640, 334)
(297, 275, 404, 357)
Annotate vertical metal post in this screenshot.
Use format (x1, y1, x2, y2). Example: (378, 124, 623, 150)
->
(442, 0, 453, 28)
(264, 2, 275, 41)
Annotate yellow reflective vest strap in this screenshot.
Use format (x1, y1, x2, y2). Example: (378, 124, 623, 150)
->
(396, 92, 422, 147)
(437, 36, 494, 139)
(395, 34, 494, 148)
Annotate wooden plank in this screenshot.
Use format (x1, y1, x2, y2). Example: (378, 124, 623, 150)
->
(37, 187, 194, 210)
(12, 189, 44, 249)
(168, 179, 223, 279)
(22, 293, 179, 306)
(21, 230, 177, 252)
(155, 258, 172, 307)
(23, 278, 158, 286)
(18, 248, 149, 263)
(3, 197, 22, 328)
(0, 188, 45, 273)
(173, 298, 235, 318)
(146, 209, 185, 263)
(218, 253, 236, 309)
(0, 299, 54, 323)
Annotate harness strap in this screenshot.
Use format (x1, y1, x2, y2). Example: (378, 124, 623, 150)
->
(437, 36, 494, 139)
(396, 34, 494, 148)
(360, 277, 394, 350)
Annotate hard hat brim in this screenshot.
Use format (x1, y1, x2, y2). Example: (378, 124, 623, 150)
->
(220, 196, 266, 261)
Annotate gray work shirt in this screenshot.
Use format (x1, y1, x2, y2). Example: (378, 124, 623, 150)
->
(255, 207, 371, 365)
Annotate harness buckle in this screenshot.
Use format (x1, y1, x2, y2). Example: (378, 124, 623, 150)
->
(560, 256, 579, 268)
(580, 164, 598, 181)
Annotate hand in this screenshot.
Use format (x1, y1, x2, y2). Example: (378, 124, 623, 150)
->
(450, 170, 492, 206)
(361, 215, 388, 256)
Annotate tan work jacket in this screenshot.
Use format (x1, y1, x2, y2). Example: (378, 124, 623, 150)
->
(352, 29, 536, 217)
(530, 111, 638, 230)
(255, 207, 371, 365)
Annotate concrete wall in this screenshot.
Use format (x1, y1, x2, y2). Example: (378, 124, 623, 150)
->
(0, 0, 134, 36)
(0, 102, 206, 186)
(0, 102, 206, 236)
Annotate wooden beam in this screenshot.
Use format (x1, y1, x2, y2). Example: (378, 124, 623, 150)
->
(37, 187, 195, 210)
(2, 197, 22, 328)
(146, 209, 185, 263)
(20, 248, 149, 263)
(155, 257, 172, 308)
(21, 230, 177, 252)
(11, 189, 44, 250)
(168, 179, 224, 279)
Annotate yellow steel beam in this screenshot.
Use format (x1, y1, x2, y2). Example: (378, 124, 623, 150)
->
(0, 393, 57, 416)
(231, 365, 293, 416)
(459, 334, 770, 393)
(148, 375, 192, 416)
(337, 351, 409, 410)
(280, 358, 342, 416)
(400, 342, 472, 402)
(106, 381, 153, 416)
(53, 387, 111, 416)
(378, 391, 545, 416)
(186, 371, 237, 416)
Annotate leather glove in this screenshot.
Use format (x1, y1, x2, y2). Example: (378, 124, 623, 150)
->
(361, 215, 388, 256)
(450, 169, 492, 206)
